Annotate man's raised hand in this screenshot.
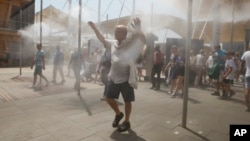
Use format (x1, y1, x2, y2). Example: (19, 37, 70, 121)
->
(131, 17, 141, 30)
(88, 21, 96, 29)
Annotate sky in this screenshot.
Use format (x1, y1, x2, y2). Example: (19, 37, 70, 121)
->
(35, 0, 185, 22)
(34, 0, 187, 41)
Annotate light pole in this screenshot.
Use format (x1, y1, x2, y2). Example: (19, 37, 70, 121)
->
(182, 0, 192, 128)
(230, 0, 235, 51)
(77, 0, 82, 95)
(19, 8, 22, 76)
(40, 0, 43, 44)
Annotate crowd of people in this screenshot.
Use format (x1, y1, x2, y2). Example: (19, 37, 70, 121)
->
(149, 44, 250, 112)
(28, 17, 250, 134)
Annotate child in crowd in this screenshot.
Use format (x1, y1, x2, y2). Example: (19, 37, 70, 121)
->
(223, 52, 236, 98)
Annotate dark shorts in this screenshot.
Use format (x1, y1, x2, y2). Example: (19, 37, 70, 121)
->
(34, 66, 42, 75)
(223, 79, 234, 85)
(172, 66, 185, 79)
(107, 80, 135, 102)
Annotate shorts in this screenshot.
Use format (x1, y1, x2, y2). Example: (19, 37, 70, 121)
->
(245, 76, 250, 89)
(34, 66, 42, 75)
(212, 70, 224, 82)
(106, 80, 135, 102)
(223, 79, 234, 85)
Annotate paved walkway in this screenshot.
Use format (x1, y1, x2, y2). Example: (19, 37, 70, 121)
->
(0, 66, 249, 141)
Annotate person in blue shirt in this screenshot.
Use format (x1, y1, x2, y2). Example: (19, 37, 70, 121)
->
(30, 44, 49, 87)
(211, 45, 226, 97)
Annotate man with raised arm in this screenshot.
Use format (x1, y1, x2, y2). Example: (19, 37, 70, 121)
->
(88, 17, 146, 132)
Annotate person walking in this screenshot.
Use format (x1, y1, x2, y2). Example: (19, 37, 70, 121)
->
(88, 17, 146, 132)
(52, 45, 65, 84)
(150, 45, 164, 90)
(30, 44, 49, 87)
(97, 48, 111, 100)
(170, 48, 185, 98)
(163, 45, 178, 94)
(68, 48, 84, 90)
(211, 45, 226, 96)
(222, 52, 236, 99)
(194, 49, 205, 88)
(241, 48, 250, 111)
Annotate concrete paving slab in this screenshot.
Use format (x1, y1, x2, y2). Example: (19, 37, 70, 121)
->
(26, 134, 58, 141)
(1, 66, 250, 141)
(50, 125, 95, 141)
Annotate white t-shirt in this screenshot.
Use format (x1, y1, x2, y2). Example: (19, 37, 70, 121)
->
(106, 38, 144, 84)
(195, 54, 205, 66)
(241, 51, 250, 77)
(206, 55, 214, 69)
(225, 59, 236, 80)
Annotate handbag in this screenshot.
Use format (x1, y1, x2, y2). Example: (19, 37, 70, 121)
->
(128, 60, 138, 89)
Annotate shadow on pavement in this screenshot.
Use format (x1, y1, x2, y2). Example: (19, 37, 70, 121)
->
(111, 129, 147, 141)
(78, 93, 92, 116)
(220, 97, 245, 105)
(185, 127, 210, 141)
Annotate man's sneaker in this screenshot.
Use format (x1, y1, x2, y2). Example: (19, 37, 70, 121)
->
(117, 121, 130, 132)
(112, 112, 124, 127)
(211, 92, 220, 96)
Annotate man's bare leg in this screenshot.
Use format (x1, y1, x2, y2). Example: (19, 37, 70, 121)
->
(124, 102, 131, 122)
(106, 98, 121, 114)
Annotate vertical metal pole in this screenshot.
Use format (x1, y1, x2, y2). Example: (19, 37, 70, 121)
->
(182, 0, 192, 128)
(40, 0, 43, 44)
(230, 0, 235, 51)
(211, 0, 220, 47)
(151, 3, 153, 34)
(106, 14, 108, 38)
(132, 0, 135, 16)
(78, 0, 82, 95)
(19, 9, 22, 76)
(98, 0, 101, 23)
(68, 0, 72, 51)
